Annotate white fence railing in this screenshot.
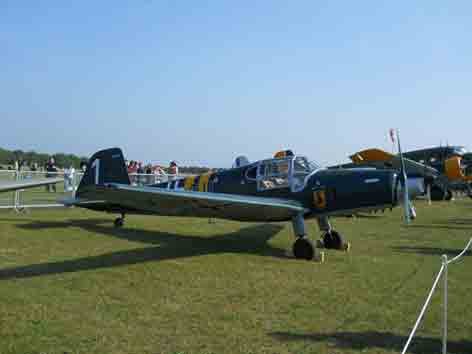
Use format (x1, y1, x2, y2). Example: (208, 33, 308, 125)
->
(0, 169, 180, 210)
(401, 238, 472, 354)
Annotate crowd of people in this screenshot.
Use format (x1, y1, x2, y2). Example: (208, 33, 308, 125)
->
(125, 160, 179, 185)
(1, 157, 183, 192)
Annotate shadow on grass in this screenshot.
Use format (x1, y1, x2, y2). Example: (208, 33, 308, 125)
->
(270, 331, 472, 354)
(392, 245, 471, 257)
(445, 217, 472, 225)
(352, 213, 386, 219)
(0, 220, 286, 280)
(407, 224, 472, 231)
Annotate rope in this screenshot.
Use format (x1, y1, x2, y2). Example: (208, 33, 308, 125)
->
(447, 238, 472, 265)
(401, 264, 445, 354)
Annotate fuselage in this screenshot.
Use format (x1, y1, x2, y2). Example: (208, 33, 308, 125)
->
(150, 156, 399, 218)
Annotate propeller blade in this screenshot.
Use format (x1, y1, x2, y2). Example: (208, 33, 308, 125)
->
(395, 129, 411, 224)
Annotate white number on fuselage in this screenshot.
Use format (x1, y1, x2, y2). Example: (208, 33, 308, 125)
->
(91, 158, 100, 184)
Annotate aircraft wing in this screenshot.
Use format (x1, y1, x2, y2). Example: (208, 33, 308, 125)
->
(0, 178, 63, 193)
(350, 148, 438, 177)
(78, 183, 306, 222)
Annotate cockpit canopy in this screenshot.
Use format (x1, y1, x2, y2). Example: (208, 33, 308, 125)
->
(255, 154, 320, 192)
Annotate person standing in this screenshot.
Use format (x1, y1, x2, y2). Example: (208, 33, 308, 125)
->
(137, 162, 145, 185)
(169, 161, 178, 181)
(45, 157, 58, 192)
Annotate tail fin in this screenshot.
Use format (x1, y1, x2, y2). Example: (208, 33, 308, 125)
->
(77, 148, 130, 196)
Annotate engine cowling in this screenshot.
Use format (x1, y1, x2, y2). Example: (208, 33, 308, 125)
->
(444, 156, 472, 182)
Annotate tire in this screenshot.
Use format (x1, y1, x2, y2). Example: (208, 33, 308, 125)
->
(114, 218, 124, 228)
(324, 231, 344, 250)
(430, 186, 445, 201)
(445, 189, 453, 201)
(323, 232, 333, 249)
(293, 238, 315, 260)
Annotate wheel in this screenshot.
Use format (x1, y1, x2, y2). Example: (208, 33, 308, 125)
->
(430, 186, 445, 201)
(445, 189, 453, 201)
(323, 231, 344, 250)
(114, 217, 124, 228)
(292, 237, 315, 260)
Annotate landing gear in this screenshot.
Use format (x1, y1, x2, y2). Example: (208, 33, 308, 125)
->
(317, 217, 350, 251)
(430, 186, 445, 201)
(430, 185, 452, 201)
(291, 214, 321, 261)
(293, 237, 315, 260)
(322, 231, 343, 250)
(114, 213, 125, 228)
(445, 189, 453, 201)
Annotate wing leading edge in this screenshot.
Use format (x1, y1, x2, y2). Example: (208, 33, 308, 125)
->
(0, 178, 63, 193)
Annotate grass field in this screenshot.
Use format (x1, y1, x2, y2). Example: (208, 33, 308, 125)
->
(0, 199, 471, 354)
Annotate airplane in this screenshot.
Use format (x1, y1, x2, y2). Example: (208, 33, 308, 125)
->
(65, 148, 420, 261)
(0, 178, 63, 193)
(336, 145, 472, 201)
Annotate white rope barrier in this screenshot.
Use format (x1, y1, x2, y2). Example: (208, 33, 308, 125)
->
(447, 238, 472, 265)
(400, 264, 445, 354)
(401, 238, 472, 354)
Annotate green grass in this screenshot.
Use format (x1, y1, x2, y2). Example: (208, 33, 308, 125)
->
(0, 200, 471, 354)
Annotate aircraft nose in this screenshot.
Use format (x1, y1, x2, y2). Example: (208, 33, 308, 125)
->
(312, 169, 400, 212)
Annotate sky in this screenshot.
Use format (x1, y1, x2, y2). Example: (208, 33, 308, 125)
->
(1, 1, 471, 167)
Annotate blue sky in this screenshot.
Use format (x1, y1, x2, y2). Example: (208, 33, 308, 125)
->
(1, 1, 471, 167)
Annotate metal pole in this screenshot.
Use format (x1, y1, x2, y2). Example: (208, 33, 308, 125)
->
(442, 254, 448, 354)
(426, 183, 432, 206)
(14, 169, 20, 212)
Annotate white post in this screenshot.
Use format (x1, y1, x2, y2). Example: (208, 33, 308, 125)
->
(14, 170, 21, 212)
(426, 183, 432, 206)
(442, 254, 448, 354)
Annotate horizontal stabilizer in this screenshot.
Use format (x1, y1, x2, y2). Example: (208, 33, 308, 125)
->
(0, 178, 63, 193)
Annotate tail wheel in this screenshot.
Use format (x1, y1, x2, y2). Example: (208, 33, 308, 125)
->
(293, 238, 315, 260)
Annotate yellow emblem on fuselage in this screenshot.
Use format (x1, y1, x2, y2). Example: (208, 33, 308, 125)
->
(313, 190, 327, 209)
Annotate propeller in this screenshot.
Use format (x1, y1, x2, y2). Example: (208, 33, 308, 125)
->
(395, 129, 414, 223)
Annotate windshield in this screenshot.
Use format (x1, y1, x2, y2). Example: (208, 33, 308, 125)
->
(293, 156, 320, 174)
(291, 156, 320, 192)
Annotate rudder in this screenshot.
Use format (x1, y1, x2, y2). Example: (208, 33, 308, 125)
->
(77, 148, 130, 196)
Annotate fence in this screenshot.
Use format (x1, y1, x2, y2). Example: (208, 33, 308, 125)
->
(0, 169, 179, 211)
(401, 238, 472, 354)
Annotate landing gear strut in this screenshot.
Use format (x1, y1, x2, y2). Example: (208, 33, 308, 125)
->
(114, 213, 125, 228)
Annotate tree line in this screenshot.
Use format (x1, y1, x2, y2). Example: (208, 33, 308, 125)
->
(0, 147, 87, 169)
(0, 147, 214, 174)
